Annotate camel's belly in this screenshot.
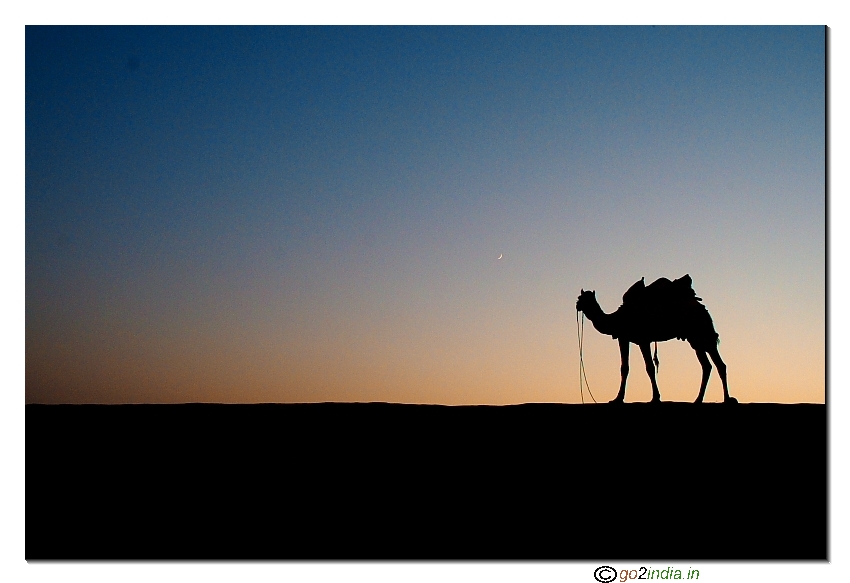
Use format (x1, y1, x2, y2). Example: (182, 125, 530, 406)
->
(612, 306, 717, 348)
(617, 319, 683, 344)
(621, 332, 680, 344)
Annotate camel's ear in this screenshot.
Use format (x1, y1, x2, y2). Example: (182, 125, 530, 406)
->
(580, 288, 584, 294)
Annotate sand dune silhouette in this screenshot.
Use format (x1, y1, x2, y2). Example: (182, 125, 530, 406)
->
(27, 401, 825, 560)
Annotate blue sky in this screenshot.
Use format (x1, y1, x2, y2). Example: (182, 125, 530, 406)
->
(26, 26, 824, 404)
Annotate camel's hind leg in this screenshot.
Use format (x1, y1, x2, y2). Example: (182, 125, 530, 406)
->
(694, 350, 712, 404)
(639, 343, 661, 403)
(707, 345, 736, 403)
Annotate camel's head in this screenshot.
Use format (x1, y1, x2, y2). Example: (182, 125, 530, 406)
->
(576, 289, 597, 313)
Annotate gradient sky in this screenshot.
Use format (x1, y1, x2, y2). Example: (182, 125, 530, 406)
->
(25, 26, 825, 404)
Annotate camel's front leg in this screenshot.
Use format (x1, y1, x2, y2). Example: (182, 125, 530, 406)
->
(611, 338, 629, 403)
(639, 343, 661, 403)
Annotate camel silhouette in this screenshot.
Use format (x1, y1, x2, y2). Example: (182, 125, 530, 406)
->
(575, 274, 736, 404)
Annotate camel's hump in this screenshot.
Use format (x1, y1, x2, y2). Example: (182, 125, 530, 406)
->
(622, 274, 698, 306)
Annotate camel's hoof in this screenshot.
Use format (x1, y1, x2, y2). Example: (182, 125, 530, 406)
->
(608, 398, 624, 405)
(724, 397, 738, 404)
(650, 397, 661, 404)
(693, 399, 704, 404)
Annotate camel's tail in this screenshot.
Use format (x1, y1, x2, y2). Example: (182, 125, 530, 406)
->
(704, 306, 721, 347)
(681, 303, 721, 351)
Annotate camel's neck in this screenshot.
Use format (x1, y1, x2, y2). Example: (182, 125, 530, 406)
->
(580, 300, 619, 337)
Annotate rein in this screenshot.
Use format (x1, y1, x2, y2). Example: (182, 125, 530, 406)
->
(576, 310, 597, 404)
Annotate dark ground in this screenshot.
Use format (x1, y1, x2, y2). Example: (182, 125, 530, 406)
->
(26, 402, 826, 560)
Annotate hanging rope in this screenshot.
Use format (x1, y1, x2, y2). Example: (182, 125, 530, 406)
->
(577, 310, 583, 404)
(653, 341, 660, 373)
(576, 310, 597, 404)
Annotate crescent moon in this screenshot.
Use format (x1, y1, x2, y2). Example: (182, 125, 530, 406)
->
(498, 254, 503, 260)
